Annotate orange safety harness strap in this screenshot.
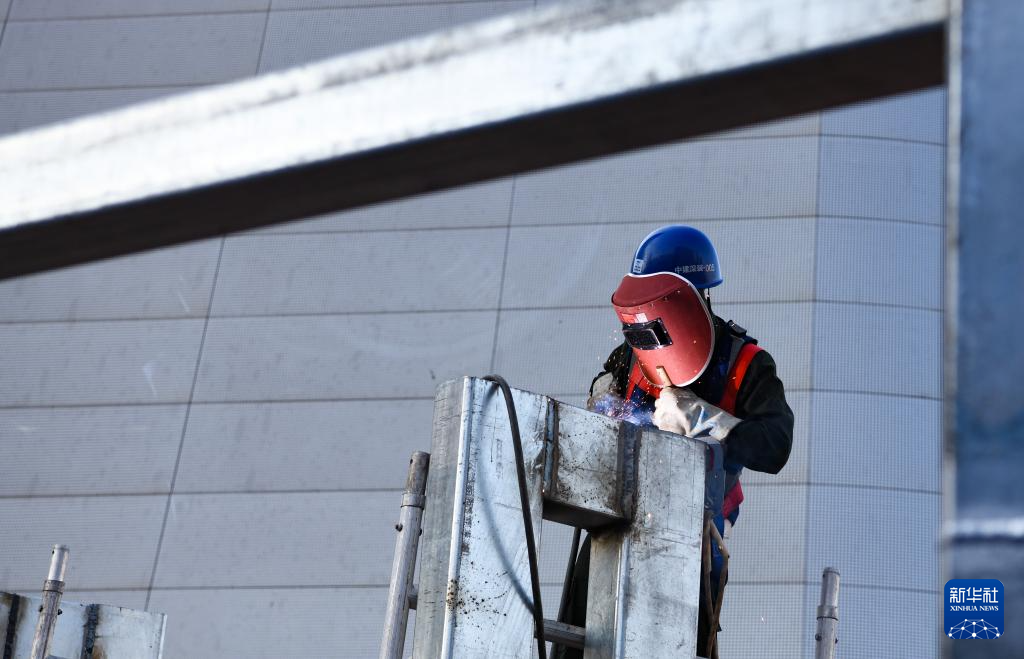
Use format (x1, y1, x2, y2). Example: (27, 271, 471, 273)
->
(717, 342, 762, 415)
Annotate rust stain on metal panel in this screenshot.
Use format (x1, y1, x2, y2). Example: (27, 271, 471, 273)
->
(80, 603, 100, 659)
(461, 448, 476, 556)
(543, 398, 558, 495)
(619, 423, 639, 521)
(445, 579, 464, 612)
(3, 593, 22, 659)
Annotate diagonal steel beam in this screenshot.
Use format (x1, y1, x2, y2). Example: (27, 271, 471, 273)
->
(0, 0, 945, 279)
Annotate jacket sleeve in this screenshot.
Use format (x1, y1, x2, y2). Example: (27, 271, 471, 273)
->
(725, 349, 794, 474)
(589, 342, 632, 398)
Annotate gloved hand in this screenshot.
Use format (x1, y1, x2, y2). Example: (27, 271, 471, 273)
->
(652, 387, 741, 442)
(587, 373, 624, 416)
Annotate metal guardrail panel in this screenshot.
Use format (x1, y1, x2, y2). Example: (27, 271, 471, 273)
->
(414, 378, 711, 658)
(585, 425, 706, 659)
(414, 377, 550, 658)
(0, 593, 166, 659)
(0, 0, 945, 279)
(545, 403, 635, 529)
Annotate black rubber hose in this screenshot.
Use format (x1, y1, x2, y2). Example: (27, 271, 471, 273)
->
(483, 375, 547, 659)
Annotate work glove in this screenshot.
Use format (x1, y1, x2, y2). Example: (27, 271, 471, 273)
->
(652, 387, 741, 442)
(586, 374, 655, 425)
(587, 373, 624, 416)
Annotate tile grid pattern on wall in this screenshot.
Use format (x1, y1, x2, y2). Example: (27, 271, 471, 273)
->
(0, 4, 547, 657)
(802, 90, 945, 659)
(0, 1, 945, 656)
(0, 1, 12, 54)
(799, 115, 825, 659)
(143, 239, 227, 610)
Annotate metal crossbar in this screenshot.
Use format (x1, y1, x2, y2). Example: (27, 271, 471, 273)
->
(0, 0, 944, 279)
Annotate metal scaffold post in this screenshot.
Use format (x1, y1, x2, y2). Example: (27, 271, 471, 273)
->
(814, 567, 840, 659)
(380, 452, 431, 659)
(29, 544, 69, 659)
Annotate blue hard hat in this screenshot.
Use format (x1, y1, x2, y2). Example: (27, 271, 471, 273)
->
(630, 225, 723, 288)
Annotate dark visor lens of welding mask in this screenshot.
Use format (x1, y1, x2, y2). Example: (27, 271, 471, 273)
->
(622, 318, 672, 350)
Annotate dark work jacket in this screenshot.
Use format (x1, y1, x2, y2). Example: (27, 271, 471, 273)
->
(555, 317, 795, 659)
(590, 315, 794, 475)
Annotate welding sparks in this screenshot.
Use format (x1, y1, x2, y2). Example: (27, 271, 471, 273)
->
(590, 393, 653, 427)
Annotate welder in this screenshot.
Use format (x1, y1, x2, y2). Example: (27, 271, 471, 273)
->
(556, 225, 794, 659)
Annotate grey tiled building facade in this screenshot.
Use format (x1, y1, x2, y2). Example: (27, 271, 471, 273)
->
(0, 2, 943, 657)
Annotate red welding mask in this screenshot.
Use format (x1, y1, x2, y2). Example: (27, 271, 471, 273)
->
(611, 272, 714, 388)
